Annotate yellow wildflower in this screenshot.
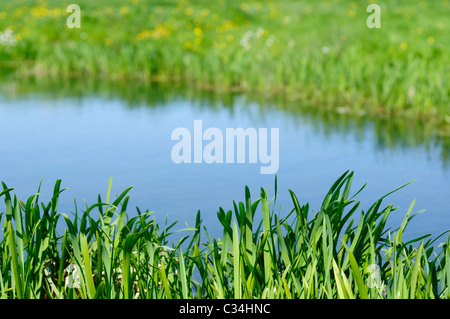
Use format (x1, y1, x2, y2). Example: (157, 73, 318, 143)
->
(200, 9, 210, 17)
(14, 8, 23, 18)
(193, 27, 203, 37)
(120, 6, 129, 15)
(136, 30, 151, 41)
(216, 20, 235, 32)
(136, 24, 171, 41)
(184, 40, 192, 50)
(269, 7, 277, 18)
(31, 6, 49, 18)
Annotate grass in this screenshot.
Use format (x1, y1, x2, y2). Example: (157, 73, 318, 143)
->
(1, 170, 449, 299)
(0, 0, 449, 124)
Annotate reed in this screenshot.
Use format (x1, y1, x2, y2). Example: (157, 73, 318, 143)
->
(1, 171, 449, 299)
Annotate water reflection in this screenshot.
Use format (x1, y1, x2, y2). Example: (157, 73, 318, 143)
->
(1, 76, 448, 167)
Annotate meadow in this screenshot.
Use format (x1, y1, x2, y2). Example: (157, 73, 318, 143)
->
(0, 0, 449, 125)
(1, 171, 450, 299)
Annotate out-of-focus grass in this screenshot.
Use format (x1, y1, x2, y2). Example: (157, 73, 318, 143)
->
(0, 0, 449, 123)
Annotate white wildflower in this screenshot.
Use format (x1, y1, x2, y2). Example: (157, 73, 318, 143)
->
(240, 30, 253, 50)
(266, 35, 275, 47)
(255, 27, 265, 38)
(0, 28, 17, 47)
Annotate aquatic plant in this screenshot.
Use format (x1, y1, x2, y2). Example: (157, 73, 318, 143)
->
(1, 171, 449, 299)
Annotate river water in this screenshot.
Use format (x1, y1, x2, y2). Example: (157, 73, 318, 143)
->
(0, 78, 449, 243)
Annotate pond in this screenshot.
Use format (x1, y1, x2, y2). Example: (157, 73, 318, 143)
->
(0, 78, 449, 243)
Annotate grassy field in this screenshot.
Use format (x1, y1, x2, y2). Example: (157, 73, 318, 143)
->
(0, 0, 449, 124)
(1, 171, 450, 299)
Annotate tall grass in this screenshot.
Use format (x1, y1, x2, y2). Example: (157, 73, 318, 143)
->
(0, 0, 449, 122)
(1, 171, 449, 299)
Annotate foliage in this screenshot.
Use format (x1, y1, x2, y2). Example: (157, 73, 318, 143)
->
(0, 0, 449, 122)
(1, 171, 449, 299)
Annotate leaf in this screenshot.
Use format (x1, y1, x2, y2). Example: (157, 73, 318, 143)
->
(233, 220, 241, 299)
(80, 234, 96, 299)
(344, 242, 369, 299)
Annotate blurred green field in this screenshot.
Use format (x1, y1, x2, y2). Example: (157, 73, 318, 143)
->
(0, 0, 449, 123)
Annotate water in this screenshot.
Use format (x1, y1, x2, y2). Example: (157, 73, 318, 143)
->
(0, 78, 449, 243)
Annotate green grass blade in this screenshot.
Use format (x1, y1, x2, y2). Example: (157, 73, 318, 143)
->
(344, 242, 369, 299)
(7, 221, 24, 299)
(80, 234, 96, 299)
(233, 220, 241, 299)
(178, 247, 188, 299)
(410, 242, 424, 298)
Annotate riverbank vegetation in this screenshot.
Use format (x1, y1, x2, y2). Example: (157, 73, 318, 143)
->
(1, 171, 449, 299)
(0, 0, 449, 124)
